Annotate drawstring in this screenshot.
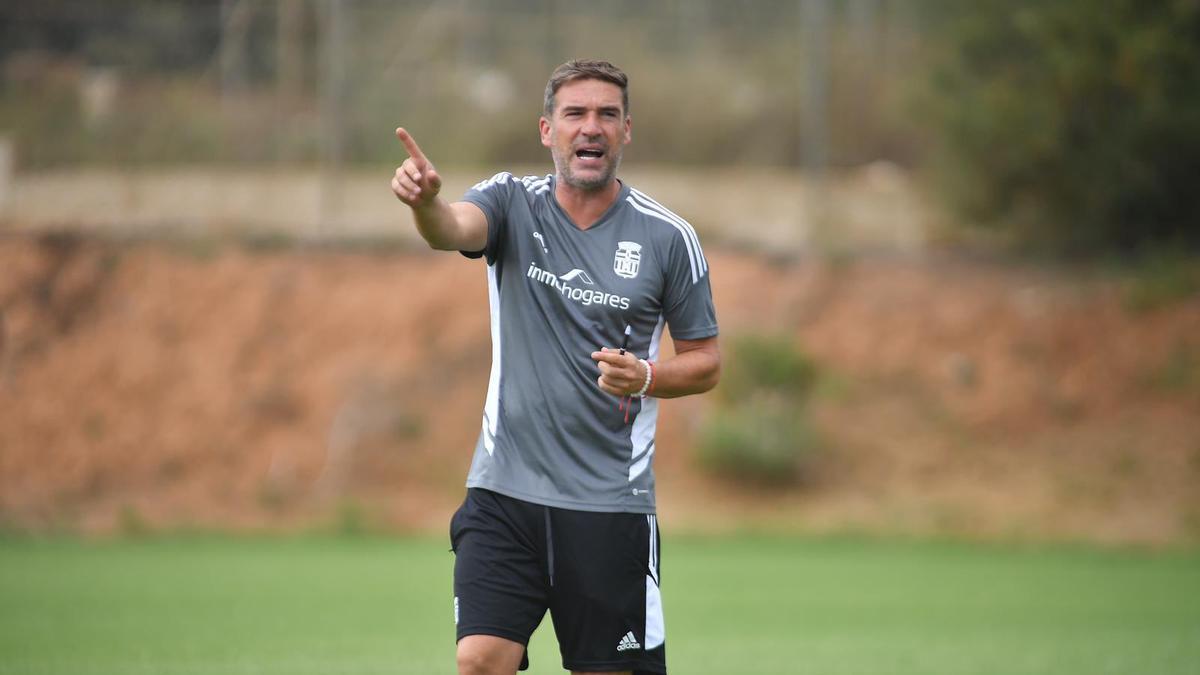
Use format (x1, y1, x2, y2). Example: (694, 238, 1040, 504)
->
(543, 506, 555, 587)
(616, 325, 633, 425)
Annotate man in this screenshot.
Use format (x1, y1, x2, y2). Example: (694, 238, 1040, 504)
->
(391, 60, 719, 675)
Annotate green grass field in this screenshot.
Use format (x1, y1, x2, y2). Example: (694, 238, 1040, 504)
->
(1, 534, 1197, 674)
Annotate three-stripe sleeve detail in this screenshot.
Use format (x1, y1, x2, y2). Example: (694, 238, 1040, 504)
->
(628, 189, 707, 279)
(472, 172, 552, 196)
(521, 175, 551, 195)
(471, 171, 513, 192)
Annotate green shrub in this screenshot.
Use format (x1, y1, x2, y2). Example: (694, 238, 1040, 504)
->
(118, 504, 149, 537)
(717, 334, 819, 403)
(1144, 342, 1200, 396)
(918, 0, 1200, 255)
(697, 335, 823, 486)
(1122, 249, 1200, 312)
(697, 405, 822, 486)
(332, 500, 369, 537)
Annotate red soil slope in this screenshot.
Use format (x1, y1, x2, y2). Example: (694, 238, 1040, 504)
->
(1, 235, 1197, 544)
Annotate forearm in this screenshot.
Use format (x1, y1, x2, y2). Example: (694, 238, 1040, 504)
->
(592, 336, 720, 400)
(649, 346, 720, 399)
(411, 198, 463, 250)
(408, 201, 486, 252)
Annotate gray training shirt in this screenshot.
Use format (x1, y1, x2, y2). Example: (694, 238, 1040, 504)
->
(460, 173, 718, 513)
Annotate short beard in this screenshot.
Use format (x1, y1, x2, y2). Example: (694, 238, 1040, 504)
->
(552, 146, 622, 192)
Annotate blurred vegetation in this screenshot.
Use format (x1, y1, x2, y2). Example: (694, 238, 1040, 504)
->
(917, 0, 1200, 256)
(0, 0, 922, 169)
(1143, 341, 1200, 397)
(1121, 247, 1200, 312)
(4, 1, 1197, 259)
(697, 335, 824, 486)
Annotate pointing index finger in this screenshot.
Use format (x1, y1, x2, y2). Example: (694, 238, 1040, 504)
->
(395, 127, 428, 167)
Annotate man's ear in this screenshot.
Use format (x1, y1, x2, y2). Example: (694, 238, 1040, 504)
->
(623, 115, 632, 145)
(539, 116, 552, 148)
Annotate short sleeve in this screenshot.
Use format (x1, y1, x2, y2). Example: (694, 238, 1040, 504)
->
(459, 172, 516, 265)
(661, 230, 718, 340)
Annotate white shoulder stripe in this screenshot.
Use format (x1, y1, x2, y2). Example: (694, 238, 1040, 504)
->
(521, 174, 552, 195)
(630, 191, 707, 275)
(630, 189, 708, 274)
(471, 171, 514, 192)
(626, 197, 699, 284)
(471, 172, 554, 197)
(630, 189, 705, 260)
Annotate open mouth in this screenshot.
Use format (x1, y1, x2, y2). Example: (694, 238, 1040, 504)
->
(575, 148, 606, 160)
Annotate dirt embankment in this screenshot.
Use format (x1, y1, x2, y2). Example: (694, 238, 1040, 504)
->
(1, 234, 1197, 544)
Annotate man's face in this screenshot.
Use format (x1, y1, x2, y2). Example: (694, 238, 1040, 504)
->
(540, 78, 632, 192)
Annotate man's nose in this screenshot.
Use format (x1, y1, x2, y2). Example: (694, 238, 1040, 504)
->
(580, 112, 603, 135)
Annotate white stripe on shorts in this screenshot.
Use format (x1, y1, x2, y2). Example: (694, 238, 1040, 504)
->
(645, 515, 665, 649)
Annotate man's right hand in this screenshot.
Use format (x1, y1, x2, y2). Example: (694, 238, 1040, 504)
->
(389, 126, 488, 252)
(391, 127, 443, 210)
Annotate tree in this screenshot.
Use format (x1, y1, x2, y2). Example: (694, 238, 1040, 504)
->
(920, 0, 1200, 255)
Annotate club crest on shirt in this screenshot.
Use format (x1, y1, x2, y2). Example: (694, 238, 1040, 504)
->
(613, 241, 642, 279)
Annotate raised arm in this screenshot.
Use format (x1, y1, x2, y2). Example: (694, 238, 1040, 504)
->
(390, 127, 488, 252)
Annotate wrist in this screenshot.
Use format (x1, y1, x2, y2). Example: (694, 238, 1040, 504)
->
(411, 197, 444, 220)
(633, 359, 654, 398)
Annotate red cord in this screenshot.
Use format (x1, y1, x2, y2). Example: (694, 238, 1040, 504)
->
(619, 360, 655, 424)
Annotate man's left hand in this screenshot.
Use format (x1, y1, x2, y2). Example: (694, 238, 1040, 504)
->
(591, 348, 647, 397)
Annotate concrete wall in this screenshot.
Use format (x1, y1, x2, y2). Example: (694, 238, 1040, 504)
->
(0, 165, 929, 253)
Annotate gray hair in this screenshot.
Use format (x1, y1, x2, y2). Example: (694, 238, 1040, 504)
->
(543, 60, 629, 116)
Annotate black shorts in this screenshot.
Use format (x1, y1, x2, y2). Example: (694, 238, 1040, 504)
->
(449, 488, 666, 674)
